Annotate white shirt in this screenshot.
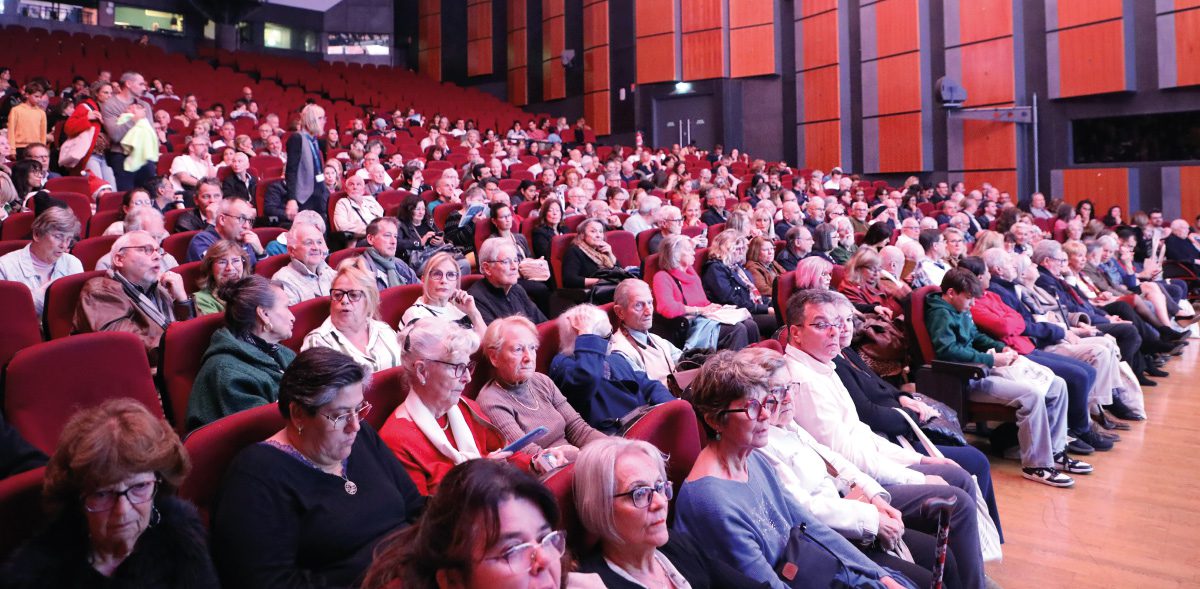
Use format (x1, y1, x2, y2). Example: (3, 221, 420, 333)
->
(400, 295, 468, 326)
(623, 213, 653, 235)
(0, 245, 83, 316)
(273, 259, 335, 305)
(301, 317, 403, 373)
(760, 421, 889, 541)
(169, 154, 216, 193)
(783, 345, 924, 485)
(333, 195, 384, 237)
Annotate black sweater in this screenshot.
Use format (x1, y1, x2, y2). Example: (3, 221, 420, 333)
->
(576, 532, 769, 589)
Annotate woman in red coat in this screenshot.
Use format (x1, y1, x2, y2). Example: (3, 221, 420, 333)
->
(61, 80, 116, 188)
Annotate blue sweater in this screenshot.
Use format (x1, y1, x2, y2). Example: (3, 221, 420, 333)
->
(548, 334, 674, 432)
(988, 277, 1065, 347)
(673, 452, 891, 589)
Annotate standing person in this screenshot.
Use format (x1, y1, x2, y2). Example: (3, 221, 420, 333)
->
(101, 72, 156, 190)
(6, 81, 47, 154)
(285, 103, 330, 219)
(62, 80, 117, 186)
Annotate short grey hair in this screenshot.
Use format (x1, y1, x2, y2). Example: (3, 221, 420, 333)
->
(110, 230, 153, 256)
(637, 195, 661, 215)
(613, 278, 651, 308)
(482, 315, 538, 356)
(32, 206, 81, 238)
(573, 438, 668, 544)
(478, 236, 516, 264)
(981, 247, 1010, 273)
(557, 304, 611, 354)
(658, 234, 694, 270)
(400, 316, 480, 372)
(123, 205, 164, 233)
(652, 205, 680, 227)
(1030, 239, 1062, 265)
(292, 210, 327, 234)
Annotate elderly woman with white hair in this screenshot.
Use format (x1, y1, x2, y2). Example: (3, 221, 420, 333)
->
(379, 317, 564, 495)
(653, 234, 759, 350)
(301, 259, 403, 373)
(477, 316, 608, 469)
(0, 206, 82, 315)
(548, 304, 675, 433)
(572, 438, 769, 588)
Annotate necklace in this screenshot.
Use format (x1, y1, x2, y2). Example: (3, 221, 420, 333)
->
(268, 439, 358, 495)
(501, 380, 540, 411)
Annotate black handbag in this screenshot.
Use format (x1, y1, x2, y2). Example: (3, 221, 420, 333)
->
(912, 394, 968, 447)
(776, 523, 852, 589)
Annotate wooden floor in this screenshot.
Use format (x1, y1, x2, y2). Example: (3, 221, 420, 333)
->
(984, 340, 1200, 588)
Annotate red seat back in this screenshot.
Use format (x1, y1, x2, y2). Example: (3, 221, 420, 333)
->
(0, 212, 35, 240)
(831, 264, 846, 290)
(173, 261, 207, 295)
(180, 403, 284, 526)
(163, 208, 189, 233)
(45, 175, 92, 195)
(0, 281, 42, 370)
(5, 332, 161, 454)
(0, 239, 29, 257)
(71, 235, 119, 271)
(161, 230, 199, 262)
(643, 253, 662, 285)
(563, 215, 587, 233)
(542, 464, 593, 554)
(328, 246, 365, 269)
(42, 269, 105, 339)
(50, 191, 92, 225)
(253, 253, 292, 278)
(252, 227, 286, 246)
(432, 202, 463, 231)
(624, 399, 703, 504)
(280, 295, 331, 353)
(549, 233, 576, 288)
(160, 314, 225, 434)
(706, 222, 726, 243)
(605, 230, 639, 268)
(379, 283, 424, 328)
(474, 217, 494, 255)
(535, 318, 561, 375)
(775, 270, 797, 325)
(636, 229, 656, 260)
(87, 209, 121, 238)
(0, 467, 46, 560)
(362, 366, 410, 430)
(97, 191, 125, 212)
(909, 285, 940, 364)
(681, 225, 704, 239)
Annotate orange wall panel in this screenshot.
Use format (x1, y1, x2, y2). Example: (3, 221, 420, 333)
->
(957, 0, 1012, 45)
(1181, 167, 1200, 222)
(874, 52, 922, 115)
(584, 90, 611, 135)
(636, 0, 675, 37)
(682, 0, 722, 32)
(801, 11, 839, 70)
(803, 121, 841, 170)
(1177, 8, 1200, 87)
(802, 67, 840, 122)
(1054, 0, 1122, 30)
(961, 37, 1015, 107)
(961, 120, 1017, 171)
(508, 29, 527, 68)
(876, 113, 923, 172)
(1058, 168, 1129, 213)
(731, 24, 775, 78)
(583, 1, 609, 48)
(731, 0, 774, 28)
(800, 0, 838, 17)
(543, 16, 564, 60)
(584, 46, 610, 93)
(637, 34, 677, 83)
(873, 0, 919, 58)
(963, 171, 1017, 195)
(1174, 0, 1200, 9)
(683, 30, 724, 81)
(1056, 21, 1127, 97)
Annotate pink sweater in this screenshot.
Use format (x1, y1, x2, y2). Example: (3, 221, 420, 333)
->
(652, 267, 711, 319)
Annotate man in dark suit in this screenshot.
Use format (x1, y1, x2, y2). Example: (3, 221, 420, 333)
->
(221, 151, 257, 201)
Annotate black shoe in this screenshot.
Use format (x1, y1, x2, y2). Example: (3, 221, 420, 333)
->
(1146, 365, 1170, 378)
(1137, 374, 1159, 387)
(1066, 438, 1095, 454)
(1158, 325, 1187, 341)
(1072, 429, 1114, 451)
(1093, 410, 1132, 431)
(1105, 399, 1146, 421)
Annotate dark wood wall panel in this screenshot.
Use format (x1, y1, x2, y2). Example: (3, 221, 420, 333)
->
(467, 0, 493, 77)
(542, 0, 566, 101)
(507, 0, 528, 105)
(418, 0, 441, 81)
(583, 0, 610, 134)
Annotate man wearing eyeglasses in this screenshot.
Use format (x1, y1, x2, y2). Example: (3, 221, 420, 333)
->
(273, 223, 335, 305)
(75, 230, 193, 363)
(468, 237, 547, 324)
(185, 197, 263, 264)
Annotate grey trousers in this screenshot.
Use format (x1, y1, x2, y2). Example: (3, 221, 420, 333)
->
(969, 374, 1069, 469)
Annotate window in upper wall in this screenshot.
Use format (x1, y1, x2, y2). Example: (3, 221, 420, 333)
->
(113, 6, 184, 34)
(264, 22, 293, 50)
(304, 31, 319, 53)
(16, 1, 97, 24)
(1073, 111, 1200, 164)
(327, 33, 391, 56)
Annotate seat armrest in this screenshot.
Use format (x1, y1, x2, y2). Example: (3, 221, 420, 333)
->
(930, 360, 988, 380)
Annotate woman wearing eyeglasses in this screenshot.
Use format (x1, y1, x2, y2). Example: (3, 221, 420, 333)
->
(673, 350, 911, 589)
(363, 460, 602, 589)
(193, 239, 250, 316)
(302, 260, 402, 373)
(213, 348, 425, 589)
(401, 251, 487, 338)
(186, 275, 296, 431)
(572, 438, 768, 588)
(3, 399, 219, 588)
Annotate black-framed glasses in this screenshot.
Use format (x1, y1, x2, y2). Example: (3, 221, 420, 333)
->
(808, 321, 842, 332)
(322, 401, 372, 428)
(485, 530, 567, 574)
(426, 359, 476, 378)
(220, 213, 255, 225)
(768, 383, 799, 402)
(82, 479, 158, 513)
(719, 395, 780, 420)
(330, 288, 366, 303)
(614, 480, 674, 508)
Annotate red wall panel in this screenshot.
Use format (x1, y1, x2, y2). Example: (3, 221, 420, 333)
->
(802, 67, 840, 122)
(801, 11, 839, 69)
(682, 0, 722, 32)
(636, 0, 675, 37)
(730, 0, 775, 28)
(1056, 21, 1127, 98)
(507, 0, 527, 105)
(583, 0, 610, 135)
(803, 121, 841, 171)
(1054, 0, 1122, 29)
(1176, 8, 1200, 87)
(960, 37, 1015, 107)
(1058, 168, 1130, 213)
(418, 0, 441, 81)
(800, 0, 838, 17)
(957, 0, 1012, 45)
(874, 53, 922, 115)
(961, 120, 1017, 171)
(637, 34, 676, 84)
(876, 113, 923, 172)
(873, 0, 919, 58)
(731, 25, 776, 78)
(1181, 167, 1200, 222)
(683, 30, 724, 81)
(963, 171, 1017, 195)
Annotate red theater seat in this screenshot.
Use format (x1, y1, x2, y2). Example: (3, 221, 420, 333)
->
(180, 403, 285, 525)
(160, 313, 226, 434)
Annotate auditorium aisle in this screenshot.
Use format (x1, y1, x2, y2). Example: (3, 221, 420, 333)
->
(985, 341, 1200, 587)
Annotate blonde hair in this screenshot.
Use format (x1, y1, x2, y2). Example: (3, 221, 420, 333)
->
(334, 258, 382, 319)
(301, 103, 326, 135)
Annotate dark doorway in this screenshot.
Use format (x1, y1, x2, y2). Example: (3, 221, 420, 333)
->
(653, 94, 717, 149)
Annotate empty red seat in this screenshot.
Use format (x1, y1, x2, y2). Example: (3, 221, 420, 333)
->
(41, 269, 105, 339)
(70, 235, 119, 271)
(0, 212, 35, 240)
(5, 332, 161, 454)
(160, 313, 225, 434)
(362, 365, 410, 430)
(162, 230, 200, 262)
(180, 403, 285, 525)
(605, 229, 639, 268)
(253, 252, 292, 278)
(0, 280, 42, 370)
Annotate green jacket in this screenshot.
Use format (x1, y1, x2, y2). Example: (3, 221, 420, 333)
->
(193, 288, 224, 316)
(924, 291, 1004, 367)
(185, 327, 296, 431)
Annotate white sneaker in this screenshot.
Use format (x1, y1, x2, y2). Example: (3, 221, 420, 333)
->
(1054, 452, 1094, 474)
(1022, 467, 1074, 487)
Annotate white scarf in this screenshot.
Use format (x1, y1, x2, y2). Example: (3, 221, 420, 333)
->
(396, 393, 481, 464)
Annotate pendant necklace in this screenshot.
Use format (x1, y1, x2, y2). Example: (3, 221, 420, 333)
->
(269, 439, 358, 495)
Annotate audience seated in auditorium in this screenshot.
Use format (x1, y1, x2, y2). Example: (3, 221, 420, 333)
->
(908, 229, 949, 289)
(744, 235, 785, 296)
(221, 152, 257, 200)
(102, 189, 154, 236)
(186, 197, 262, 265)
(333, 174, 383, 242)
(702, 230, 776, 337)
(775, 225, 812, 272)
(0, 206, 82, 315)
(1164, 219, 1200, 274)
(400, 251, 487, 337)
(173, 177, 223, 233)
(301, 260, 402, 373)
(212, 348, 424, 589)
(186, 275, 294, 430)
(272, 222, 335, 305)
(468, 237, 547, 324)
(358, 216, 419, 289)
(699, 186, 729, 226)
(609, 279, 683, 386)
(673, 349, 909, 589)
(488, 200, 552, 308)
(793, 256, 834, 291)
(191, 239, 250, 315)
(530, 198, 568, 260)
(652, 234, 759, 350)
(74, 230, 192, 362)
(2, 399, 217, 588)
(477, 316, 607, 467)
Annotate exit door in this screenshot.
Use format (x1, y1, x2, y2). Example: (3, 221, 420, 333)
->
(653, 94, 716, 148)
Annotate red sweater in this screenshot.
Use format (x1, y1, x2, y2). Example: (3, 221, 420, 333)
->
(378, 396, 531, 495)
(970, 291, 1035, 354)
(62, 98, 103, 173)
(652, 267, 711, 319)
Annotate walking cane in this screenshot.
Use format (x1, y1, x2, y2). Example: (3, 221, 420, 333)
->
(921, 495, 958, 589)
